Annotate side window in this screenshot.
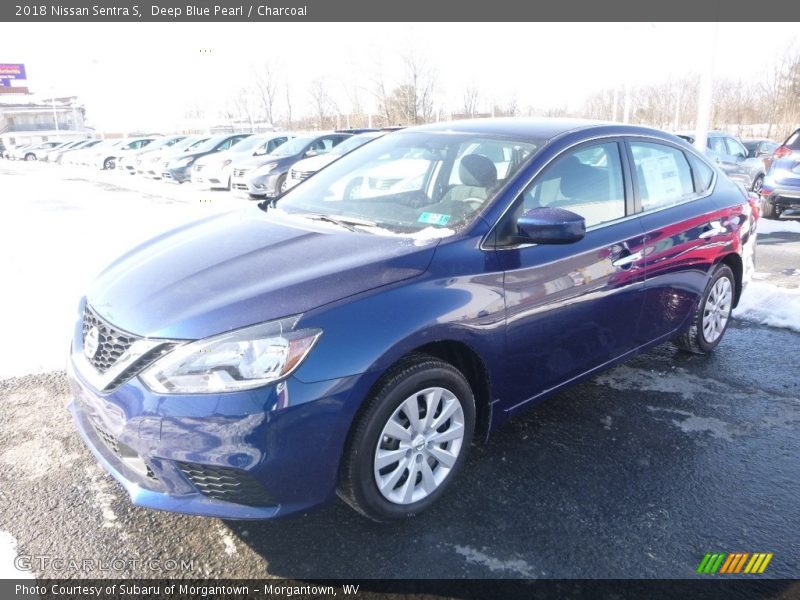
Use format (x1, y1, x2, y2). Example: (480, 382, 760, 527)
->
(630, 141, 695, 211)
(708, 136, 726, 155)
(687, 153, 714, 193)
(519, 142, 626, 228)
(725, 137, 746, 159)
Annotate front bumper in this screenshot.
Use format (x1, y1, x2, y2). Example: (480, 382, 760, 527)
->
(232, 172, 279, 198)
(192, 165, 230, 189)
(67, 352, 363, 519)
(163, 165, 192, 183)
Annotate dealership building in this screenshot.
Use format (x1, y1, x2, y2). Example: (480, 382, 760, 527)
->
(0, 95, 91, 149)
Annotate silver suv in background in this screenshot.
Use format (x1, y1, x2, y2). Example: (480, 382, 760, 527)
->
(676, 130, 770, 193)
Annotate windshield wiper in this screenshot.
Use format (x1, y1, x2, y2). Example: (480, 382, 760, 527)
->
(301, 213, 377, 232)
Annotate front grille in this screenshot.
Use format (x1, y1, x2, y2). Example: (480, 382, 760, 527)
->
(176, 461, 276, 506)
(82, 306, 141, 374)
(232, 182, 249, 191)
(233, 168, 249, 178)
(291, 169, 314, 180)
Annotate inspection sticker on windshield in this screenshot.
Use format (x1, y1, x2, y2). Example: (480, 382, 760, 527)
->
(418, 212, 450, 226)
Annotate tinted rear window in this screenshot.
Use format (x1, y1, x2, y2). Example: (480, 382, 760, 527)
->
(785, 130, 800, 149)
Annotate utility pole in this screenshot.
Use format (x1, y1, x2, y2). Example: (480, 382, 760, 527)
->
(694, 22, 719, 154)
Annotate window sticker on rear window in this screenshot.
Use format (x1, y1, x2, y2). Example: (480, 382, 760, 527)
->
(638, 153, 683, 204)
(418, 212, 451, 226)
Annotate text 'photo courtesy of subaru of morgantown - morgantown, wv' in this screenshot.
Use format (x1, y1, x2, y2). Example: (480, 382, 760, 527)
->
(66, 118, 759, 521)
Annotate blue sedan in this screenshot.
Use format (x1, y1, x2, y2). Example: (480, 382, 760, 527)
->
(67, 119, 758, 521)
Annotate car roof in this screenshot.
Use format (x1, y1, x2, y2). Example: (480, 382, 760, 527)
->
(404, 117, 667, 141)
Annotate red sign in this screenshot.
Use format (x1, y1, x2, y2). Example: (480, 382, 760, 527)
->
(0, 64, 27, 80)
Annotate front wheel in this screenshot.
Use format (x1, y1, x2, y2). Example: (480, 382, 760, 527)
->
(674, 264, 735, 354)
(24, 153, 35, 161)
(761, 198, 778, 220)
(276, 174, 287, 196)
(338, 354, 475, 521)
(103, 157, 114, 170)
(751, 175, 764, 194)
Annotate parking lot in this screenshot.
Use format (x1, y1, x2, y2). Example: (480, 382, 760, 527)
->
(0, 160, 799, 579)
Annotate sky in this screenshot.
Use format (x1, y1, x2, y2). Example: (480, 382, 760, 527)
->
(1, 22, 798, 131)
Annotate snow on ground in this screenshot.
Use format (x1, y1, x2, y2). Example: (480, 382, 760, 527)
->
(733, 280, 800, 333)
(757, 217, 800, 235)
(0, 530, 33, 579)
(0, 162, 241, 379)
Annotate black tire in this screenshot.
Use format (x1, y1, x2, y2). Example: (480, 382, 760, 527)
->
(338, 353, 475, 522)
(751, 175, 764, 194)
(674, 264, 735, 355)
(761, 198, 778, 220)
(275, 173, 287, 196)
(24, 153, 35, 161)
(103, 157, 114, 170)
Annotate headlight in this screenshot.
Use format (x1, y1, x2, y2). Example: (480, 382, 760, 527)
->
(140, 316, 321, 394)
(254, 162, 276, 175)
(173, 156, 195, 168)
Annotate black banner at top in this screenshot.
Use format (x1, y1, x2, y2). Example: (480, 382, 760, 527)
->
(3, 0, 800, 21)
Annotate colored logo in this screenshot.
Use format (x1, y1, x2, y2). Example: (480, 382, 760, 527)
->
(697, 552, 773, 575)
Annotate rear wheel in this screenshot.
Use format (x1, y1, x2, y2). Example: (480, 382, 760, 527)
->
(674, 264, 735, 354)
(338, 354, 475, 521)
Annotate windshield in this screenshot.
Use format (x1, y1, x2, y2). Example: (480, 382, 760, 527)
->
(269, 136, 317, 157)
(328, 133, 382, 157)
(230, 135, 273, 153)
(274, 131, 541, 237)
(191, 136, 228, 153)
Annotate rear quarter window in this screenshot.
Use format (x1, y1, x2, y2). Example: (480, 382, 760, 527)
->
(630, 141, 697, 211)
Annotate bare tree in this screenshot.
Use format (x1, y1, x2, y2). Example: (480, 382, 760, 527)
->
(230, 86, 258, 132)
(308, 77, 335, 129)
(401, 49, 436, 124)
(462, 85, 480, 118)
(253, 60, 280, 127)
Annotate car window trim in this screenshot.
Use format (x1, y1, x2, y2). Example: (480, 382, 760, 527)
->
(483, 133, 681, 251)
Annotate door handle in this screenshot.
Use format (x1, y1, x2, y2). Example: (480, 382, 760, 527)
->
(611, 251, 642, 268)
(699, 221, 726, 239)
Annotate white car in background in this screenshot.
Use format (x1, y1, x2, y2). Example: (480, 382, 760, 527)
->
(10, 141, 65, 161)
(116, 135, 186, 175)
(138, 136, 209, 178)
(191, 132, 294, 190)
(283, 131, 385, 191)
(90, 136, 158, 170)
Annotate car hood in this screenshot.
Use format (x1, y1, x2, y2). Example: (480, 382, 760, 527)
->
(87, 207, 437, 339)
(233, 155, 287, 170)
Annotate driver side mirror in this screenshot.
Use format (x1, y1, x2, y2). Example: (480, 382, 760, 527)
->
(516, 207, 585, 244)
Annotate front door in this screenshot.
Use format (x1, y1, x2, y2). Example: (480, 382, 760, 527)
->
(494, 140, 647, 412)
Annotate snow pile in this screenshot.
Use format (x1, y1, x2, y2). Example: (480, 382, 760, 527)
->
(0, 531, 33, 579)
(733, 280, 800, 333)
(758, 218, 800, 235)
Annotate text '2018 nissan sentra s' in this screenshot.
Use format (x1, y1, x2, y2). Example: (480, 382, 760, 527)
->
(67, 119, 758, 521)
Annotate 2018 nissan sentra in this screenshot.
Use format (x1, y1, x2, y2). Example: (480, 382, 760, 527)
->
(191, 133, 294, 190)
(67, 119, 758, 521)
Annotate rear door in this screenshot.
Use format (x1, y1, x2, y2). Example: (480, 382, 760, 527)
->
(496, 139, 648, 409)
(626, 138, 730, 343)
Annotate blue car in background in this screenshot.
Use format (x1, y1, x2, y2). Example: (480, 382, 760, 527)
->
(760, 127, 800, 219)
(67, 119, 758, 521)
